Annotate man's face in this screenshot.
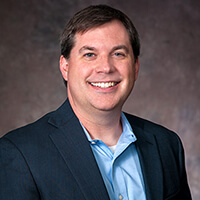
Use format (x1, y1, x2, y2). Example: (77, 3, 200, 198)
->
(60, 20, 139, 114)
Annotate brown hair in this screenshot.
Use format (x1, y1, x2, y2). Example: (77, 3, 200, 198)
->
(60, 4, 140, 61)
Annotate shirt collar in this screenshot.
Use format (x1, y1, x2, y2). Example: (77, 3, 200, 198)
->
(80, 112, 137, 144)
(120, 112, 137, 142)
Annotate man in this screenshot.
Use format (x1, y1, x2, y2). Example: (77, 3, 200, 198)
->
(0, 5, 192, 200)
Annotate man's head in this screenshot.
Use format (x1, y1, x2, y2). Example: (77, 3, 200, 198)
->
(60, 5, 140, 61)
(59, 5, 140, 116)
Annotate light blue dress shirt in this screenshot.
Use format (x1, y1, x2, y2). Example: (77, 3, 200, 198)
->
(80, 112, 146, 200)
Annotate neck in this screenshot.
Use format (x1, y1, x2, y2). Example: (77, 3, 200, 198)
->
(69, 99, 123, 146)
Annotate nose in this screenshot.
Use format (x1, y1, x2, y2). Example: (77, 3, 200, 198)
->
(95, 56, 114, 73)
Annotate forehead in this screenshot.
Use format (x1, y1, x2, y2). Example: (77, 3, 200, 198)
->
(74, 20, 131, 48)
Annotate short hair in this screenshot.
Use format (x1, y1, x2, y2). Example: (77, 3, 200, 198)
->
(60, 4, 140, 61)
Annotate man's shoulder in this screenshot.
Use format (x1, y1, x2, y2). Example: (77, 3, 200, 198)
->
(1, 99, 73, 142)
(124, 112, 169, 130)
(124, 112, 181, 144)
(1, 110, 55, 144)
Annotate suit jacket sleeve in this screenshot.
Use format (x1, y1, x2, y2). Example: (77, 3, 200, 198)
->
(153, 125, 192, 200)
(173, 134, 192, 200)
(0, 137, 40, 200)
(126, 113, 192, 200)
(0, 100, 110, 200)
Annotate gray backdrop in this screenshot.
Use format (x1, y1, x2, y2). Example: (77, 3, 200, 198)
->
(0, 0, 199, 199)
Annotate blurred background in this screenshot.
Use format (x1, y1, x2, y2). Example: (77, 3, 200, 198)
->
(0, 0, 199, 199)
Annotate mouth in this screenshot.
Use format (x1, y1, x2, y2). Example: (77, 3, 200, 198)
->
(90, 81, 119, 88)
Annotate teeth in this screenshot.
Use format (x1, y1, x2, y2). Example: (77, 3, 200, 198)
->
(90, 82, 117, 88)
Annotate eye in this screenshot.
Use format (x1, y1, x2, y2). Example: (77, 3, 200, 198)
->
(83, 52, 97, 61)
(114, 52, 126, 58)
(84, 53, 95, 58)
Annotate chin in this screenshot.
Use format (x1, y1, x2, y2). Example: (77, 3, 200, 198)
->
(93, 102, 123, 112)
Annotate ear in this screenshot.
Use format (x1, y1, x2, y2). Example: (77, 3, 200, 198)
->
(134, 57, 140, 81)
(59, 55, 69, 81)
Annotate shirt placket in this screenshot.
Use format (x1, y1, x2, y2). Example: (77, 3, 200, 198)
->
(111, 140, 134, 200)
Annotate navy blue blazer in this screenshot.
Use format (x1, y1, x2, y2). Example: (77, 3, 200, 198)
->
(0, 99, 192, 200)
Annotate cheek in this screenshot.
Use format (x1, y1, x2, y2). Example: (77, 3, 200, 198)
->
(121, 63, 135, 80)
(125, 66, 137, 90)
(68, 60, 92, 83)
(67, 58, 81, 76)
(127, 60, 138, 79)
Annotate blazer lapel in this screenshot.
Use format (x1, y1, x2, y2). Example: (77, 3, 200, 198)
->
(47, 101, 164, 200)
(127, 115, 164, 200)
(48, 100, 109, 200)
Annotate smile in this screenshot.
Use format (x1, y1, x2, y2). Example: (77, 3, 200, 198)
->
(90, 82, 118, 88)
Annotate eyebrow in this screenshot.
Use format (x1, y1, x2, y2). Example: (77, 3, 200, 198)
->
(111, 45, 129, 54)
(79, 46, 96, 53)
(79, 45, 129, 54)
